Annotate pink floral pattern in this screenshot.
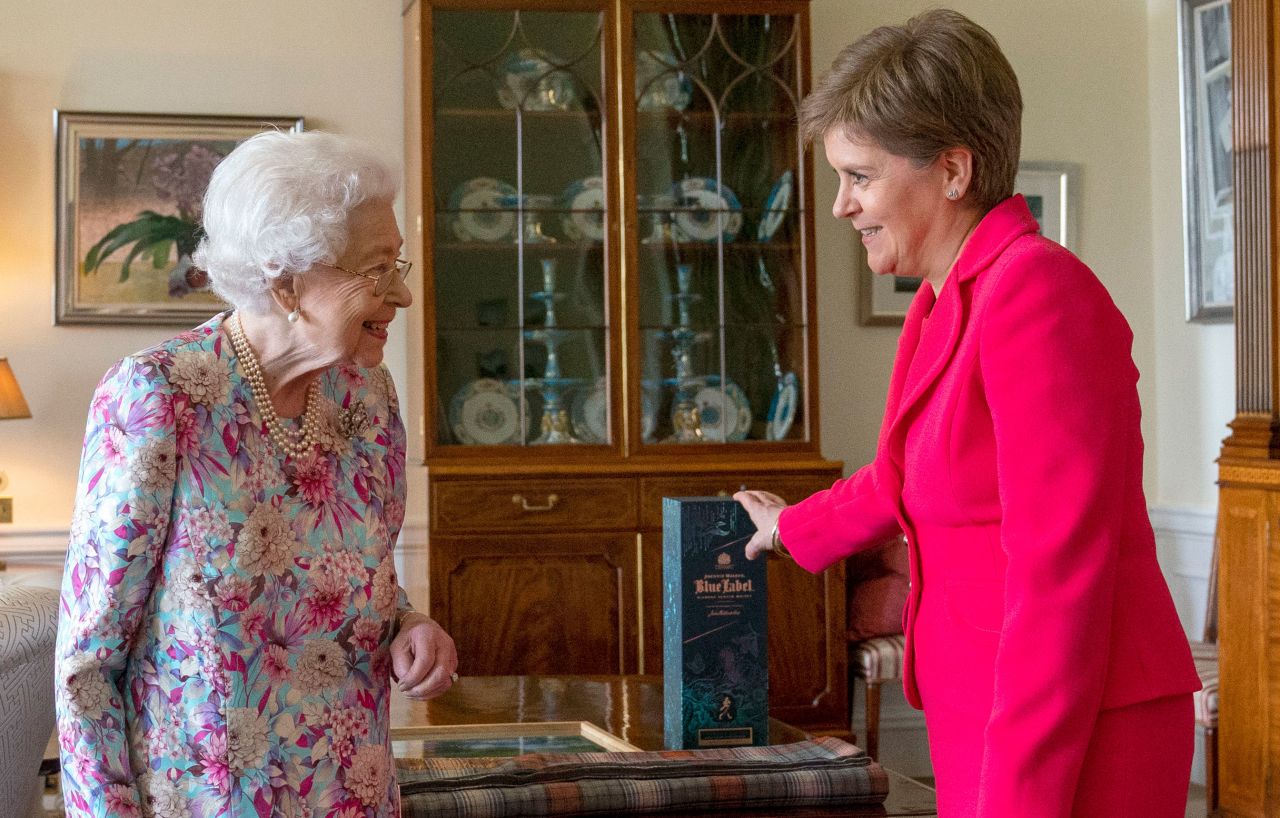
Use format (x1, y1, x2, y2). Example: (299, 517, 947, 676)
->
(55, 312, 409, 818)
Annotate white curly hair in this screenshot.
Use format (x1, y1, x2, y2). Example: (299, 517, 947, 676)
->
(193, 130, 399, 313)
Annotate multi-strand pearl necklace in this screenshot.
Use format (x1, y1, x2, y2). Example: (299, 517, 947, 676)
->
(228, 312, 322, 459)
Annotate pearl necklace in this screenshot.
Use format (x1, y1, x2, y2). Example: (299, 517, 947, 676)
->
(228, 313, 322, 459)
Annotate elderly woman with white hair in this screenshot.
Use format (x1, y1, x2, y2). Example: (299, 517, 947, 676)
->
(54, 130, 457, 818)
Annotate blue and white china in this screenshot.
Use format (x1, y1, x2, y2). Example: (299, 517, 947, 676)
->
(448, 177, 519, 242)
(670, 177, 744, 243)
(638, 192, 676, 243)
(498, 48, 577, 112)
(689, 379, 752, 442)
(449, 378, 527, 445)
(635, 50, 693, 112)
(560, 176, 607, 241)
(571, 378, 657, 444)
(766, 371, 799, 441)
(756, 169, 794, 242)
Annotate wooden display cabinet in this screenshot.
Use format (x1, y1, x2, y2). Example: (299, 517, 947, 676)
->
(404, 0, 847, 731)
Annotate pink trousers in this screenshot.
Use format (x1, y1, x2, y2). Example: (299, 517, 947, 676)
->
(923, 692, 1194, 817)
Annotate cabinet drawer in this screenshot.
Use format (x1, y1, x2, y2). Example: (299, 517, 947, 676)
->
(432, 478, 638, 532)
(639, 473, 837, 530)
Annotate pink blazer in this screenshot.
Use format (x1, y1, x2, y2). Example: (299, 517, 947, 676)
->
(780, 196, 1200, 811)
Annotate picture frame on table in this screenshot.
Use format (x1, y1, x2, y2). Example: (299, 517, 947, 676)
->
(1179, 0, 1233, 322)
(390, 721, 641, 762)
(857, 160, 1082, 326)
(54, 110, 304, 326)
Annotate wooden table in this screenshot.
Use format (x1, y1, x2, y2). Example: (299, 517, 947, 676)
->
(392, 674, 936, 817)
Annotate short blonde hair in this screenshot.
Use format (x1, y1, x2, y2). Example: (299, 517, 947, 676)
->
(799, 9, 1022, 211)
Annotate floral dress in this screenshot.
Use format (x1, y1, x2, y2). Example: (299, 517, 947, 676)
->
(55, 311, 413, 818)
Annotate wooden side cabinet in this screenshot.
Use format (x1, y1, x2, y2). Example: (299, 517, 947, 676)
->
(404, 0, 849, 731)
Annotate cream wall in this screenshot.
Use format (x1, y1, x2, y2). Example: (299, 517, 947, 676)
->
(811, 0, 1231, 515)
(0, 1, 409, 535)
(0, 1, 1231, 544)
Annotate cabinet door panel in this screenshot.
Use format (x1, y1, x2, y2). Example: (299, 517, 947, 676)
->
(431, 533, 638, 675)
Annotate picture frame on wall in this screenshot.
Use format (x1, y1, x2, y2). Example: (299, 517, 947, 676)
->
(858, 160, 1082, 325)
(54, 111, 304, 326)
(1179, 0, 1233, 322)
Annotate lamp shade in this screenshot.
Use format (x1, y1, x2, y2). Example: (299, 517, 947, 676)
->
(0, 359, 32, 420)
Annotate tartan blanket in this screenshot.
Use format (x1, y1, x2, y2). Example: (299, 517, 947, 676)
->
(397, 736, 889, 816)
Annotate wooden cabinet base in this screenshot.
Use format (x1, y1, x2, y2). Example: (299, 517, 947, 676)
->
(424, 460, 848, 732)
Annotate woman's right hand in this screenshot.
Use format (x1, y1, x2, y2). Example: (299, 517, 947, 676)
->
(733, 490, 788, 560)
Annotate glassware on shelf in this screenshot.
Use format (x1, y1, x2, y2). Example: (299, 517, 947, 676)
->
(501, 193, 557, 244)
(560, 177, 606, 242)
(524, 258, 582, 444)
(638, 192, 676, 244)
(665, 262, 710, 443)
(635, 50, 693, 112)
(497, 48, 579, 112)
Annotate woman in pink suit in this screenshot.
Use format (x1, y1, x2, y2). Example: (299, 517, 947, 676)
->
(735, 10, 1200, 817)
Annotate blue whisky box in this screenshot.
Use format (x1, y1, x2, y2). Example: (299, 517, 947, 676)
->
(663, 496, 768, 749)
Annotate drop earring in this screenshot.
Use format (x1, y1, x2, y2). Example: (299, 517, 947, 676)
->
(287, 308, 301, 324)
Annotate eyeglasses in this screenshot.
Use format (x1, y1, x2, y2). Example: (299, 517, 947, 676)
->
(321, 258, 413, 296)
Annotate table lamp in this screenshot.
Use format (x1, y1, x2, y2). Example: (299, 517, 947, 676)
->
(0, 357, 32, 525)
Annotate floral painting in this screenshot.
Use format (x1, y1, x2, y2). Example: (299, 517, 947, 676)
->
(55, 112, 303, 325)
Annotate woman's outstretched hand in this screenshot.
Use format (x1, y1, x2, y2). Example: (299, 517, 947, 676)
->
(733, 490, 789, 560)
(391, 612, 459, 700)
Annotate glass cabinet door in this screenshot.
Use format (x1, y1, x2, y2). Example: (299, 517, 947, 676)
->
(630, 10, 808, 446)
(431, 7, 612, 448)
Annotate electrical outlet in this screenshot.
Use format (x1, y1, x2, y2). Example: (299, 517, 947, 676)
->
(0, 497, 12, 524)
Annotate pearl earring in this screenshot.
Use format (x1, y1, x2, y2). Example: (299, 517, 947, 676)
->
(287, 308, 301, 323)
(946, 189, 959, 200)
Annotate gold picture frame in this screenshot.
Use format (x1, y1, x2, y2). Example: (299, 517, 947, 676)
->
(53, 110, 304, 326)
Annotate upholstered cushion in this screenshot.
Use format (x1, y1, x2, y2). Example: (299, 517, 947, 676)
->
(0, 585, 59, 816)
(846, 538, 909, 641)
(850, 635, 907, 685)
(1190, 640, 1218, 728)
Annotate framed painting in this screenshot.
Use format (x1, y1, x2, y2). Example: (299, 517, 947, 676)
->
(1179, 0, 1233, 322)
(54, 111, 304, 326)
(857, 160, 1081, 325)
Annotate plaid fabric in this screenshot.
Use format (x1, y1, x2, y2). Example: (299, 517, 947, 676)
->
(1190, 640, 1218, 727)
(851, 634, 907, 685)
(397, 736, 888, 817)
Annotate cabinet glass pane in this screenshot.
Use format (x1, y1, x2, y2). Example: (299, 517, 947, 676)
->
(432, 9, 609, 447)
(633, 11, 807, 445)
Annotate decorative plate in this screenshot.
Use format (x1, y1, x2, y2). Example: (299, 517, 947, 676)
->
(571, 378, 656, 444)
(689, 380, 752, 442)
(498, 48, 577, 112)
(560, 177, 606, 242)
(766, 371, 799, 441)
(670, 177, 743, 243)
(448, 178, 518, 243)
(635, 50, 693, 112)
(756, 169, 794, 242)
(449, 378, 527, 445)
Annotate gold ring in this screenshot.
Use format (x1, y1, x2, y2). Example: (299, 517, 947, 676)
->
(450, 671, 459, 683)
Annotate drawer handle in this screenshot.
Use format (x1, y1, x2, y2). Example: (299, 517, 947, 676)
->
(513, 493, 559, 512)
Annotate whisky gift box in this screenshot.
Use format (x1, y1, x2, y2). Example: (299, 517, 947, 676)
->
(663, 496, 768, 749)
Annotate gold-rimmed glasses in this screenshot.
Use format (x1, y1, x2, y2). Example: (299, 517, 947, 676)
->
(321, 258, 413, 296)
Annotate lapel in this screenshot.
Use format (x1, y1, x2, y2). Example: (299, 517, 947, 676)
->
(881, 195, 1041, 470)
